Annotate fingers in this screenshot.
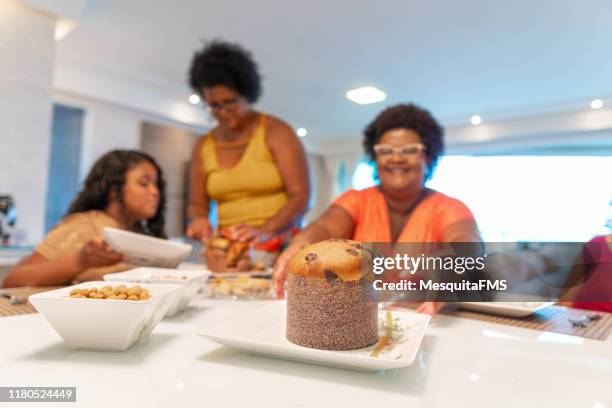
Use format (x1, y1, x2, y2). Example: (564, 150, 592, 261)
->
(273, 256, 288, 299)
(186, 225, 195, 239)
(416, 302, 444, 316)
(81, 238, 125, 268)
(232, 225, 259, 243)
(187, 218, 211, 241)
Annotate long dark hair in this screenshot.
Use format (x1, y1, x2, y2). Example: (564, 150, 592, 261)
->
(67, 150, 167, 238)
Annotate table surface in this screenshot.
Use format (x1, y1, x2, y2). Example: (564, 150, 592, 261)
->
(1, 296, 611, 408)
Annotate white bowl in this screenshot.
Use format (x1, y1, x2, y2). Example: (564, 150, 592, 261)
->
(29, 281, 180, 351)
(103, 227, 193, 268)
(104, 267, 210, 316)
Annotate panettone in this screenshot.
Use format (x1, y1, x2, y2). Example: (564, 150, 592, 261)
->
(286, 239, 378, 350)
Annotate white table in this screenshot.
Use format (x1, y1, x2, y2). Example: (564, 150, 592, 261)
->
(1, 296, 611, 408)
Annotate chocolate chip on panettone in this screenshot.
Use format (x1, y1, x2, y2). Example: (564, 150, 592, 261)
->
(305, 253, 318, 263)
(345, 248, 359, 256)
(324, 269, 339, 282)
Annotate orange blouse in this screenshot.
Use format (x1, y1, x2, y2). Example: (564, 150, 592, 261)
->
(333, 187, 475, 242)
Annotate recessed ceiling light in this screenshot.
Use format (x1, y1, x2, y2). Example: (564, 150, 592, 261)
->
(591, 99, 603, 109)
(296, 128, 308, 137)
(54, 19, 78, 41)
(470, 115, 482, 125)
(346, 86, 386, 105)
(188, 94, 201, 105)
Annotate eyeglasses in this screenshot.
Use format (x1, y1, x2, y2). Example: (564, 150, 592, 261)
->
(207, 97, 241, 112)
(373, 143, 426, 158)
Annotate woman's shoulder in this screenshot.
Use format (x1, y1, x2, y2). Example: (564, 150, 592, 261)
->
(260, 113, 304, 155)
(262, 113, 290, 130)
(425, 190, 468, 206)
(334, 187, 380, 206)
(59, 210, 119, 231)
(262, 114, 297, 139)
(36, 211, 119, 260)
(422, 190, 475, 218)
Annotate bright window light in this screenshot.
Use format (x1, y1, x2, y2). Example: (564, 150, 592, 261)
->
(346, 86, 386, 105)
(470, 115, 482, 125)
(591, 99, 603, 109)
(351, 161, 377, 190)
(351, 156, 612, 241)
(427, 156, 612, 241)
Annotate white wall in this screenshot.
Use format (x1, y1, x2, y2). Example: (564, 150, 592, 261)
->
(53, 91, 207, 180)
(0, 1, 56, 245)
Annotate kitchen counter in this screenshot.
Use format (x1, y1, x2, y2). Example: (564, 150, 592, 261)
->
(0, 297, 611, 407)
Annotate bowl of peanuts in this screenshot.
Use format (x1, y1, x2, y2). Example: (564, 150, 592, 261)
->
(104, 267, 210, 316)
(29, 281, 181, 351)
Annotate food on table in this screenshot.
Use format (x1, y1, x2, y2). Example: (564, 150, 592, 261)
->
(286, 239, 378, 350)
(204, 231, 268, 272)
(207, 275, 272, 298)
(153, 275, 189, 280)
(68, 285, 151, 301)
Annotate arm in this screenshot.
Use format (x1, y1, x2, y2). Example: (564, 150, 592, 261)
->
(259, 118, 311, 234)
(443, 219, 482, 243)
(3, 251, 84, 288)
(273, 205, 355, 298)
(2, 238, 124, 288)
(418, 219, 482, 315)
(291, 206, 355, 246)
(187, 137, 212, 240)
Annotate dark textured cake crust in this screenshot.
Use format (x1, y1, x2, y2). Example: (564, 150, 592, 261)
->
(286, 274, 378, 350)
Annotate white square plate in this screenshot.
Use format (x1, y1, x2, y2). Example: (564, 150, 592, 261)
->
(197, 302, 430, 371)
(103, 227, 192, 268)
(209, 270, 272, 278)
(29, 281, 180, 351)
(458, 301, 555, 317)
(104, 267, 210, 316)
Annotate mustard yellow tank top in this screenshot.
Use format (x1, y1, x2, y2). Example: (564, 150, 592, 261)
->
(201, 115, 288, 228)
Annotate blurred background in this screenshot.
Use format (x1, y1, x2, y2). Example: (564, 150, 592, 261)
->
(1, 0, 611, 259)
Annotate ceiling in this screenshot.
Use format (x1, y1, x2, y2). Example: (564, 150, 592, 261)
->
(54, 0, 612, 146)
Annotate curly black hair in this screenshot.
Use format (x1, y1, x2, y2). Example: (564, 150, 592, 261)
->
(363, 103, 444, 177)
(67, 150, 167, 238)
(188, 40, 262, 103)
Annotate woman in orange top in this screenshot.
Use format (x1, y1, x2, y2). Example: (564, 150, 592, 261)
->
(273, 104, 481, 314)
(186, 41, 309, 245)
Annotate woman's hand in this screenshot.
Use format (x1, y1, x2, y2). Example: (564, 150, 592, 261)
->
(187, 217, 212, 242)
(415, 301, 445, 316)
(273, 240, 308, 299)
(230, 224, 264, 243)
(78, 238, 125, 269)
(204, 248, 228, 273)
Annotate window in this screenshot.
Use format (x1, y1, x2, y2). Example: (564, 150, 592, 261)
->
(45, 104, 84, 232)
(351, 156, 612, 241)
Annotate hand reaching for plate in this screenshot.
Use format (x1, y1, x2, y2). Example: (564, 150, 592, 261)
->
(273, 240, 308, 299)
(187, 217, 213, 242)
(230, 224, 263, 243)
(78, 237, 125, 269)
(415, 301, 445, 316)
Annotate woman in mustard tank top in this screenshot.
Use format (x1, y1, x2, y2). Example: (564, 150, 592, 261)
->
(186, 41, 310, 245)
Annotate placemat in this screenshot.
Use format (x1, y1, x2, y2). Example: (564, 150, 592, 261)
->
(0, 287, 63, 317)
(387, 303, 612, 341)
(449, 305, 612, 340)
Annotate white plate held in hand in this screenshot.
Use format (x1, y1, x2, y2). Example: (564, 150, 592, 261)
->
(103, 227, 192, 268)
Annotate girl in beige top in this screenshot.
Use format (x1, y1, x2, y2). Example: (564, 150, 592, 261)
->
(3, 150, 166, 288)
